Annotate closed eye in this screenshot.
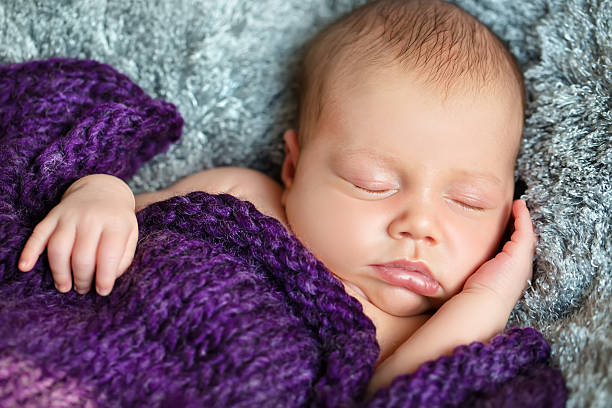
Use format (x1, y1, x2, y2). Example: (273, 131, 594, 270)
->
(452, 199, 485, 212)
(353, 184, 397, 195)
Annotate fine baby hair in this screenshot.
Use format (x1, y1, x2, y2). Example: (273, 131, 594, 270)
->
(297, 0, 525, 144)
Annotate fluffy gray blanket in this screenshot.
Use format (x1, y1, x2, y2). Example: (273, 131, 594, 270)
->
(1, 1, 609, 406)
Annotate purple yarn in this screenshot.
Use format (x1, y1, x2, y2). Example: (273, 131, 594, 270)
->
(0, 58, 566, 407)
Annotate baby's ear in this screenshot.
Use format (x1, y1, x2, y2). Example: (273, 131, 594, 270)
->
(281, 129, 300, 189)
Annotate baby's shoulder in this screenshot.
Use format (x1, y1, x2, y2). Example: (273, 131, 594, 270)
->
(171, 167, 286, 224)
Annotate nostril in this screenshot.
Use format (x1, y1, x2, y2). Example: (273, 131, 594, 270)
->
(393, 230, 435, 245)
(422, 236, 436, 245)
(387, 210, 438, 243)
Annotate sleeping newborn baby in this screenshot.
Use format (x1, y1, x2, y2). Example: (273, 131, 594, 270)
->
(18, 0, 535, 394)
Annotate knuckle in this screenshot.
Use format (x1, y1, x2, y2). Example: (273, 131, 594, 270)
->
(73, 276, 91, 288)
(51, 267, 72, 285)
(107, 216, 133, 232)
(96, 266, 115, 279)
(80, 211, 103, 228)
(46, 241, 67, 259)
(48, 257, 67, 274)
(72, 270, 90, 283)
(54, 274, 70, 285)
(100, 249, 122, 264)
(72, 255, 95, 272)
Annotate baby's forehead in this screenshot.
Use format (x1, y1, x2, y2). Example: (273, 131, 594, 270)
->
(313, 68, 523, 169)
(323, 63, 523, 124)
(298, 0, 525, 140)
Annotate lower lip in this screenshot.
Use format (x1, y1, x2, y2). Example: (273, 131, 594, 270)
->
(372, 265, 441, 296)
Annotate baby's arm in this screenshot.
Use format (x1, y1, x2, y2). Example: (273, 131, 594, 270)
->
(135, 167, 285, 221)
(368, 200, 536, 395)
(19, 168, 283, 296)
(19, 174, 138, 296)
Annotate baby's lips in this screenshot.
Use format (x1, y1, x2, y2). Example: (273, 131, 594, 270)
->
(371, 262, 442, 297)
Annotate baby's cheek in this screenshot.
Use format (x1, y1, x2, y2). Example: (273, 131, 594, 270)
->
(306, 199, 358, 259)
(285, 186, 337, 256)
(323, 202, 369, 251)
(440, 219, 492, 293)
(287, 190, 372, 271)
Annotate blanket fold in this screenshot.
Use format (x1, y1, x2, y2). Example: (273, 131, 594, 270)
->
(0, 58, 566, 407)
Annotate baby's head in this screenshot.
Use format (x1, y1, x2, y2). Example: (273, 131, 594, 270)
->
(281, 0, 525, 317)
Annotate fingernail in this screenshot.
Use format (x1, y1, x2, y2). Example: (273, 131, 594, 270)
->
(97, 286, 110, 296)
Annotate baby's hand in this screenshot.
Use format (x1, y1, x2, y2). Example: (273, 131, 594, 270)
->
(18, 174, 138, 296)
(462, 199, 536, 312)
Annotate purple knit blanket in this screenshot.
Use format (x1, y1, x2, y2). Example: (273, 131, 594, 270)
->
(0, 59, 566, 407)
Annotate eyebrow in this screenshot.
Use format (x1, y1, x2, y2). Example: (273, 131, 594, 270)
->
(453, 170, 504, 188)
(334, 145, 505, 185)
(334, 147, 399, 166)
(336, 148, 503, 185)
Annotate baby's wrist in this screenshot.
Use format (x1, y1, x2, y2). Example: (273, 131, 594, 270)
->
(450, 289, 513, 333)
(461, 281, 520, 316)
(64, 174, 135, 209)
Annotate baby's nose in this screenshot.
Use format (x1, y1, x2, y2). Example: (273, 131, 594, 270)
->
(387, 207, 438, 245)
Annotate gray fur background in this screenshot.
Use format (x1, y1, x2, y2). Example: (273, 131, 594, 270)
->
(1, 0, 610, 406)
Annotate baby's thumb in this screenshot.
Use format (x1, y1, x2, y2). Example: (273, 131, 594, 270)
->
(19, 218, 57, 272)
(505, 200, 536, 266)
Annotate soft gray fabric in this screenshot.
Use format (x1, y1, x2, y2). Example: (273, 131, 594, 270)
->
(1, 0, 609, 406)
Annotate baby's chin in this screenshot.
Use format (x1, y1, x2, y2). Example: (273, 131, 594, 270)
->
(360, 282, 438, 318)
(376, 296, 434, 318)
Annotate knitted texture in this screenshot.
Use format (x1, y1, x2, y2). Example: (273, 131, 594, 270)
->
(0, 59, 566, 407)
(1, 4, 609, 404)
(0, 58, 182, 282)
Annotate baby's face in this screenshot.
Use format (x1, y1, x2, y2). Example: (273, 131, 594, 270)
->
(283, 67, 523, 317)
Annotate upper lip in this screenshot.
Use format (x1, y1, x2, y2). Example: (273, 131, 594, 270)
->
(372, 259, 436, 281)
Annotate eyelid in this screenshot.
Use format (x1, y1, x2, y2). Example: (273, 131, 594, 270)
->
(447, 183, 498, 204)
(452, 199, 485, 211)
(354, 184, 398, 195)
(444, 193, 490, 211)
(344, 177, 399, 196)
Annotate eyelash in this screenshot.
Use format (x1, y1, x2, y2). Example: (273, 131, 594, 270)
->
(350, 181, 486, 210)
(453, 200, 485, 212)
(353, 184, 397, 195)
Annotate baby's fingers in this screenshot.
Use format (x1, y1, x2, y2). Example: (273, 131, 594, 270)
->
(46, 223, 77, 293)
(19, 217, 59, 272)
(95, 229, 128, 296)
(71, 226, 102, 295)
(502, 200, 536, 258)
(497, 199, 536, 288)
